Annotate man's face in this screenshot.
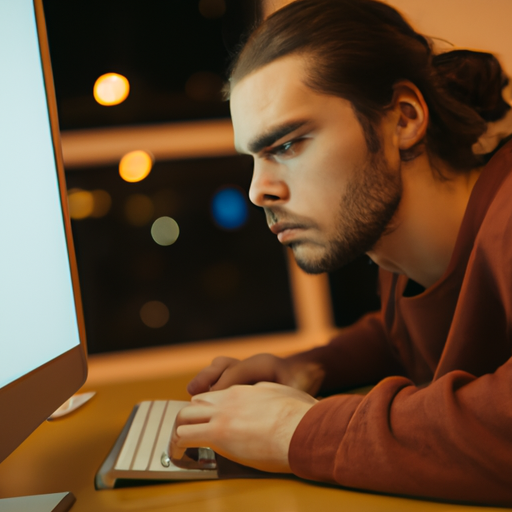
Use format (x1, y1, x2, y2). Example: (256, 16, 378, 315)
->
(230, 55, 402, 273)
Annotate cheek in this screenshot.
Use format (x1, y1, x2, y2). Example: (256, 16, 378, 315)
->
(285, 119, 369, 222)
(288, 155, 345, 224)
(293, 143, 360, 206)
(316, 126, 368, 183)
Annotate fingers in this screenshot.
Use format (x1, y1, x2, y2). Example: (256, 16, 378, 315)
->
(170, 402, 214, 461)
(187, 356, 239, 395)
(176, 401, 212, 424)
(188, 353, 326, 400)
(170, 444, 186, 461)
(170, 423, 213, 462)
(188, 354, 277, 394)
(173, 423, 212, 449)
(172, 383, 316, 474)
(210, 354, 277, 390)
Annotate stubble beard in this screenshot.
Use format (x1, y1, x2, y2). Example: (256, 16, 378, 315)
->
(288, 149, 402, 274)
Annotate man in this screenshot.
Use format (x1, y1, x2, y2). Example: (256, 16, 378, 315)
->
(171, 0, 512, 504)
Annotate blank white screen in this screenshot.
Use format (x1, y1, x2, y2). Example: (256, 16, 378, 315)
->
(0, 0, 81, 389)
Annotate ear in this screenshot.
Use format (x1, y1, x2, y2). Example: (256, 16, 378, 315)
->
(391, 81, 429, 150)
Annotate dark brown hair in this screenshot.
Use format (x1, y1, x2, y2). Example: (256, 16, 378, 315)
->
(227, 0, 510, 171)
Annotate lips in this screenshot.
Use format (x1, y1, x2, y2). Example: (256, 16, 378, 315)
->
(269, 222, 293, 235)
(269, 222, 305, 243)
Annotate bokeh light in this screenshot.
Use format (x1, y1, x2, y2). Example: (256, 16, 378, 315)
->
(151, 216, 180, 246)
(119, 150, 153, 183)
(93, 73, 130, 106)
(68, 188, 94, 220)
(140, 300, 169, 329)
(68, 188, 111, 220)
(125, 194, 155, 226)
(91, 189, 112, 218)
(198, 0, 225, 19)
(211, 186, 249, 230)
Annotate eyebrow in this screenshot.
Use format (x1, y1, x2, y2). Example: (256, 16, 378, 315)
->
(245, 120, 310, 155)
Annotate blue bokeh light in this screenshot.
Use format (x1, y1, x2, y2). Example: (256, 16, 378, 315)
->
(211, 187, 249, 230)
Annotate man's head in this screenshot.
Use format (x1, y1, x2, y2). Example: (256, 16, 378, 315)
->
(231, 54, 422, 273)
(228, 0, 510, 273)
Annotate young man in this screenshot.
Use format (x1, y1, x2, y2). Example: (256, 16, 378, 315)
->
(172, 0, 512, 504)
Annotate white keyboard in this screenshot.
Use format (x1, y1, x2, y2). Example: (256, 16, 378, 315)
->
(114, 400, 186, 472)
(96, 400, 218, 489)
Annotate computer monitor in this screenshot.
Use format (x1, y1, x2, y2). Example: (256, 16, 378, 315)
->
(0, 0, 88, 508)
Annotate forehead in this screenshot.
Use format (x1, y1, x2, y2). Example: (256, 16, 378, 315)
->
(230, 55, 328, 152)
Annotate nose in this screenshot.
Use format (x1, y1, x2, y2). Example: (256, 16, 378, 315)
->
(248, 161, 290, 207)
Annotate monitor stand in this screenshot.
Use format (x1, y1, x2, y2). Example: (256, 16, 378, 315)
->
(0, 492, 75, 512)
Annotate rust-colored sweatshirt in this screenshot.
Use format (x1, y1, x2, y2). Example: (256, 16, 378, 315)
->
(288, 140, 512, 506)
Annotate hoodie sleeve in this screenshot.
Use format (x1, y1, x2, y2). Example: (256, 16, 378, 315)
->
(289, 365, 512, 506)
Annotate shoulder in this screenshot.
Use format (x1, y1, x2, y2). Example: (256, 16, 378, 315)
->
(484, 137, 512, 181)
(472, 142, 512, 268)
(467, 138, 512, 229)
(483, 139, 512, 210)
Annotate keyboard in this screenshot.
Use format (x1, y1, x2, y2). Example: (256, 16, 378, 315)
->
(116, 400, 183, 472)
(96, 400, 218, 489)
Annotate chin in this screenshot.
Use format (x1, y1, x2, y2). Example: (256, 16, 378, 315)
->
(292, 240, 367, 274)
(291, 243, 332, 275)
(295, 259, 327, 275)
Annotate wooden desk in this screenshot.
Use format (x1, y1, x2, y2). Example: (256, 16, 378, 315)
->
(0, 370, 506, 511)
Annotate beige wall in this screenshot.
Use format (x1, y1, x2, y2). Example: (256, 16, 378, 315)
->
(261, 0, 294, 17)
(261, 0, 512, 80)
(387, 0, 512, 78)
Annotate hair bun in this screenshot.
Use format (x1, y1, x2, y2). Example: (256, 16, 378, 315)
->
(432, 50, 510, 123)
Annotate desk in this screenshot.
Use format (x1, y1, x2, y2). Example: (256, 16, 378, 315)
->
(0, 363, 507, 511)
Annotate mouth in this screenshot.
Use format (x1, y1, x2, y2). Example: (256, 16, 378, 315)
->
(269, 222, 305, 243)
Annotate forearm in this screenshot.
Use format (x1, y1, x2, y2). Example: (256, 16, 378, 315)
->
(289, 363, 512, 506)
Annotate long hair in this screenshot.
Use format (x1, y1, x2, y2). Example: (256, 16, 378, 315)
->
(226, 0, 510, 171)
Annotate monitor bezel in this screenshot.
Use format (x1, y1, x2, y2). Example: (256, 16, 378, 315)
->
(0, 0, 88, 464)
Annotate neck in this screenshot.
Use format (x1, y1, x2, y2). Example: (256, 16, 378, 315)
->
(367, 154, 482, 288)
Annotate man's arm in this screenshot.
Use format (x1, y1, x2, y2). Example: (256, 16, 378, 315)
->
(172, 360, 512, 504)
(187, 310, 406, 396)
(172, 310, 407, 473)
(171, 382, 317, 473)
(290, 364, 512, 506)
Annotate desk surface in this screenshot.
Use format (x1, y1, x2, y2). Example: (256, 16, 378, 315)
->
(0, 370, 507, 512)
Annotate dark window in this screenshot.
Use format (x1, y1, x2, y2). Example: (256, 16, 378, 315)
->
(66, 155, 296, 354)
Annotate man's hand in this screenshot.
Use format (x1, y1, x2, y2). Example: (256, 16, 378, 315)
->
(187, 353, 325, 396)
(171, 382, 317, 473)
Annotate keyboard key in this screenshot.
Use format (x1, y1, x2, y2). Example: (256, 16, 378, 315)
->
(132, 401, 167, 471)
(115, 401, 151, 470)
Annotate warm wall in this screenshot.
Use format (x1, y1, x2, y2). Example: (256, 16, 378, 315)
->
(261, 0, 512, 82)
(387, 0, 512, 78)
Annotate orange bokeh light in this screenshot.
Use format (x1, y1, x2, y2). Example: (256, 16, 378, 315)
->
(93, 73, 130, 106)
(119, 150, 153, 183)
(67, 188, 94, 220)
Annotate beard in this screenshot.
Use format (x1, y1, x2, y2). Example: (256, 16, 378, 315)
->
(267, 148, 402, 274)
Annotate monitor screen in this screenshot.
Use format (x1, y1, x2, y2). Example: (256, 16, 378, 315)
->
(0, 0, 88, 464)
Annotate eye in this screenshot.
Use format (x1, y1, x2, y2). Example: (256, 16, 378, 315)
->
(267, 138, 305, 161)
(273, 140, 295, 156)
